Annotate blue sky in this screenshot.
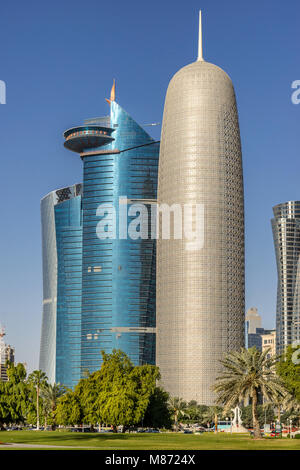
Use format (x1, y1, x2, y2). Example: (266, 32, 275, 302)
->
(0, 0, 299, 371)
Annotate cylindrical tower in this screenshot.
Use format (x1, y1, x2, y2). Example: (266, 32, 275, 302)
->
(156, 14, 245, 405)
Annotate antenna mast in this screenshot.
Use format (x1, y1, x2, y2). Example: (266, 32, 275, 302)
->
(197, 10, 204, 61)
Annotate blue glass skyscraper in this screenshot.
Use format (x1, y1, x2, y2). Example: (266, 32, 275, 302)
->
(40, 89, 159, 386)
(40, 184, 82, 388)
(64, 97, 159, 376)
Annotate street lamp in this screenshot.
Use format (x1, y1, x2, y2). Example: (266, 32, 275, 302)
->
(290, 418, 292, 438)
(264, 406, 267, 426)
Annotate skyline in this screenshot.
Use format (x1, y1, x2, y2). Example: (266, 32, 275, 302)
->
(0, 0, 299, 371)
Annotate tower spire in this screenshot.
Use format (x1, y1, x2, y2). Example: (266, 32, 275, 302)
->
(105, 79, 116, 105)
(197, 10, 204, 61)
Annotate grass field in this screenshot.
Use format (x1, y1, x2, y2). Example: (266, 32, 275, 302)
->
(0, 431, 299, 450)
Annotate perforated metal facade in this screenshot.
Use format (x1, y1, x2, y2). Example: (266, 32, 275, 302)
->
(156, 60, 245, 405)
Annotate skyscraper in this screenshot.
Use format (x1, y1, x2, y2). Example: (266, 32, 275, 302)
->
(53, 89, 158, 381)
(0, 326, 15, 382)
(245, 307, 262, 349)
(156, 13, 245, 405)
(271, 201, 300, 353)
(245, 307, 262, 334)
(40, 89, 159, 386)
(40, 184, 82, 388)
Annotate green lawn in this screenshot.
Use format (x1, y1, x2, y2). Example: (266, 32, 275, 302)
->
(0, 431, 299, 450)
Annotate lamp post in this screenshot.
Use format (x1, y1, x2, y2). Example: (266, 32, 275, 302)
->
(290, 418, 292, 438)
(264, 407, 267, 426)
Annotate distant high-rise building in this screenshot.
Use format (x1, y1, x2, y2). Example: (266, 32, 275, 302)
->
(245, 307, 262, 334)
(0, 327, 15, 381)
(156, 13, 245, 405)
(245, 307, 263, 349)
(271, 201, 300, 354)
(39, 184, 82, 388)
(246, 328, 263, 351)
(245, 308, 276, 352)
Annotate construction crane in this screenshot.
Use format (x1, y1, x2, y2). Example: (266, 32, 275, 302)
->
(0, 325, 5, 339)
(0, 325, 6, 363)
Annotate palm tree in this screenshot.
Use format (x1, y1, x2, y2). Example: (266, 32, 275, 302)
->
(281, 392, 300, 428)
(202, 406, 223, 433)
(272, 392, 287, 424)
(28, 370, 48, 430)
(213, 348, 287, 439)
(168, 397, 189, 432)
(40, 383, 65, 430)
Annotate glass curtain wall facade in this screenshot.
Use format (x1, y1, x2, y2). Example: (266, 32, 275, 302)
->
(62, 100, 159, 378)
(40, 184, 82, 387)
(41, 98, 159, 386)
(80, 101, 159, 375)
(40, 191, 58, 384)
(271, 201, 300, 353)
(55, 192, 82, 388)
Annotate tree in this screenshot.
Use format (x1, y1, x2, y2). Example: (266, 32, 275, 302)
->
(276, 345, 300, 402)
(0, 362, 32, 429)
(167, 397, 189, 432)
(55, 392, 83, 427)
(202, 405, 223, 432)
(40, 383, 65, 430)
(74, 376, 100, 428)
(274, 344, 300, 427)
(279, 392, 300, 427)
(175, 402, 210, 426)
(73, 350, 159, 432)
(27, 370, 48, 430)
(143, 387, 172, 429)
(95, 350, 159, 432)
(6, 361, 27, 383)
(213, 347, 287, 439)
(241, 404, 275, 428)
